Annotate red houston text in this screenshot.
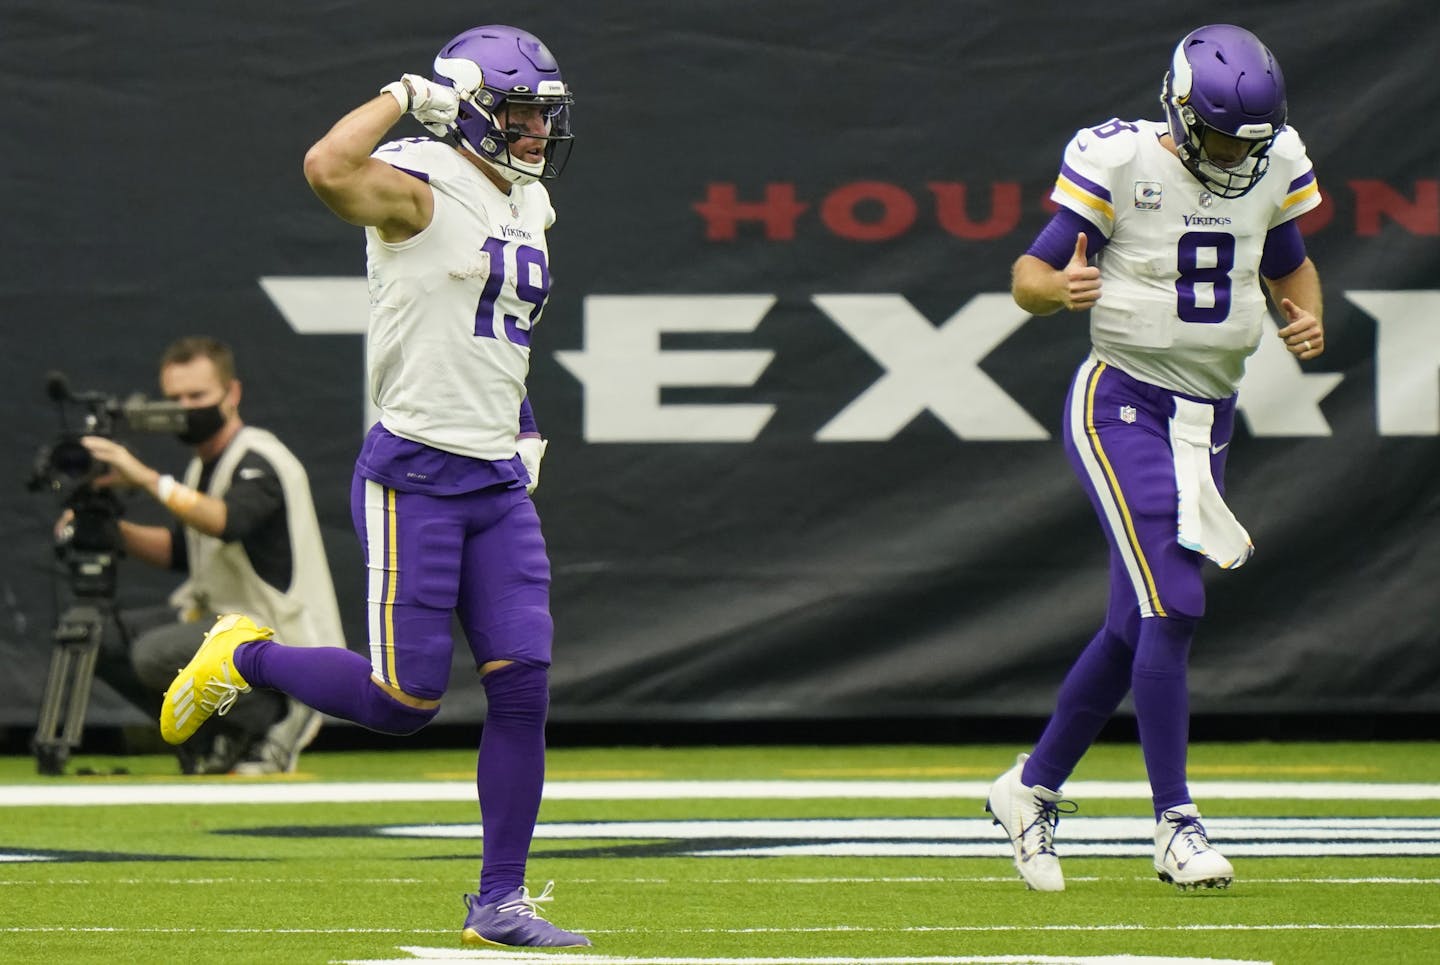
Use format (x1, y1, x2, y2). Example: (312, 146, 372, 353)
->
(692, 180, 1440, 242)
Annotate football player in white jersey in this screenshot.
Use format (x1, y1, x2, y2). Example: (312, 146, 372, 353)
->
(158, 25, 588, 947)
(986, 25, 1325, 893)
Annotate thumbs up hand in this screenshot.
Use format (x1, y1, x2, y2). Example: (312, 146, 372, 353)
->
(1062, 232, 1102, 311)
(1276, 297, 1324, 359)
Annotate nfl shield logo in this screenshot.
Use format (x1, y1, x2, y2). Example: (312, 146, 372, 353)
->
(1119, 405, 1137, 424)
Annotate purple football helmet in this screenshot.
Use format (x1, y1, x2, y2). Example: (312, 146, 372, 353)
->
(1160, 24, 1287, 198)
(431, 25, 574, 185)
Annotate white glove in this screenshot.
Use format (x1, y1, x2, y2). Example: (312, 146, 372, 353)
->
(380, 74, 460, 129)
(516, 437, 548, 495)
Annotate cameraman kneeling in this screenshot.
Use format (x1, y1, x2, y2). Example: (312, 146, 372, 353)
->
(69, 336, 344, 774)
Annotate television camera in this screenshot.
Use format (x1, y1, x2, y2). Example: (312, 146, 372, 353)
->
(26, 371, 188, 774)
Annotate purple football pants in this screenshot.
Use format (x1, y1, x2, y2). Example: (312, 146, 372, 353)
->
(236, 471, 554, 899)
(352, 474, 554, 697)
(1023, 357, 1237, 818)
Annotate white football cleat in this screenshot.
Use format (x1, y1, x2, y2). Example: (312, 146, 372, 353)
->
(986, 753, 1074, 892)
(1154, 804, 1234, 890)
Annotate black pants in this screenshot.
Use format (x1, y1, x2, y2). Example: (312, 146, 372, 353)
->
(94, 605, 285, 768)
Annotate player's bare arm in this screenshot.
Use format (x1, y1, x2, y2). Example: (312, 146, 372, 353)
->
(1011, 233, 1102, 316)
(1265, 257, 1325, 359)
(303, 94, 435, 241)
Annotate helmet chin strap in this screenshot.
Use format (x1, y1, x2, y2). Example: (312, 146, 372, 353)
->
(447, 99, 545, 186)
(1179, 144, 1267, 199)
(481, 152, 543, 186)
(448, 126, 542, 185)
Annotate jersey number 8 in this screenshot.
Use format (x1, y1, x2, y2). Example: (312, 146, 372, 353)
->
(1175, 231, 1234, 324)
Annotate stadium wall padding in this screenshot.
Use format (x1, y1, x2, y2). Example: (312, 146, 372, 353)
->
(1, 1, 1437, 728)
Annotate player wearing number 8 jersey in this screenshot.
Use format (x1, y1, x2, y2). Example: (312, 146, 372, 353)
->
(987, 25, 1324, 894)
(1051, 116, 1318, 399)
(158, 25, 588, 947)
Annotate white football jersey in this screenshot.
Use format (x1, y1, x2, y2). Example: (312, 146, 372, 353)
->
(364, 138, 557, 459)
(1052, 119, 1320, 398)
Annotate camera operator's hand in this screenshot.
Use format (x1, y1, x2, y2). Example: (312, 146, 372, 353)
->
(80, 436, 159, 490)
(53, 508, 75, 544)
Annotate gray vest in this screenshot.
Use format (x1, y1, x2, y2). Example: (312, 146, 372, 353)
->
(169, 426, 344, 651)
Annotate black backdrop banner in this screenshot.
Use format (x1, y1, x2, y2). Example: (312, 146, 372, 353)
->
(2, 2, 1437, 729)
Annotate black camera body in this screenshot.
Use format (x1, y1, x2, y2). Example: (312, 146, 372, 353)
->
(28, 371, 189, 598)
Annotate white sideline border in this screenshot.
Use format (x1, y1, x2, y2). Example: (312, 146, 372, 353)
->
(2, 779, 1440, 807)
(347, 950, 1276, 965)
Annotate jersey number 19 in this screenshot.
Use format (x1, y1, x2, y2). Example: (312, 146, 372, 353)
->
(473, 237, 550, 348)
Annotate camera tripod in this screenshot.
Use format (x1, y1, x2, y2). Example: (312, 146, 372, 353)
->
(32, 592, 127, 776)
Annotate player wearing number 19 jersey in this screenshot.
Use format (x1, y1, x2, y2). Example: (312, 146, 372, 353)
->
(158, 25, 589, 947)
(363, 135, 556, 461)
(986, 25, 1326, 894)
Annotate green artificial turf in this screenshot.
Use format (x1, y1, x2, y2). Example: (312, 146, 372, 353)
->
(2, 742, 1437, 964)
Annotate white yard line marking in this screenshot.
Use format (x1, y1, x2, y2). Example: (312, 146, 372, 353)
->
(0, 876, 430, 885)
(369, 816, 1440, 858)
(6, 875, 1436, 888)
(576, 924, 1439, 935)
(1235, 877, 1440, 884)
(0, 935, 1282, 963)
(348, 950, 1278, 965)
(10, 815, 1440, 860)
(0, 926, 448, 936)
(381, 816, 1440, 839)
(4, 923, 1438, 936)
(693, 843, 1440, 858)
(2, 779, 1439, 807)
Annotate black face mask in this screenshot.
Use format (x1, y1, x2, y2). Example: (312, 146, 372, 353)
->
(176, 404, 226, 446)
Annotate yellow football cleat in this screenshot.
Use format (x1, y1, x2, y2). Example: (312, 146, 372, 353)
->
(160, 613, 274, 745)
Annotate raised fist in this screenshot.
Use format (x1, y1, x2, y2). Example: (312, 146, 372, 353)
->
(381, 74, 460, 128)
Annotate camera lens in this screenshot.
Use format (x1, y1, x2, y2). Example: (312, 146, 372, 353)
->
(49, 438, 94, 478)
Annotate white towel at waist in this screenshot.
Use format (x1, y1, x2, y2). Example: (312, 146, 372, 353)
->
(1169, 396, 1253, 569)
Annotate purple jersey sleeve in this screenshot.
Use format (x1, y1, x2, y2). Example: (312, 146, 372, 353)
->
(518, 396, 540, 438)
(1025, 207, 1109, 269)
(1260, 218, 1307, 280)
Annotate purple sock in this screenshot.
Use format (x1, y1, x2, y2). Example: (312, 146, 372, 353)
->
(476, 663, 549, 904)
(235, 640, 435, 735)
(1132, 616, 1196, 819)
(1024, 627, 1134, 791)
